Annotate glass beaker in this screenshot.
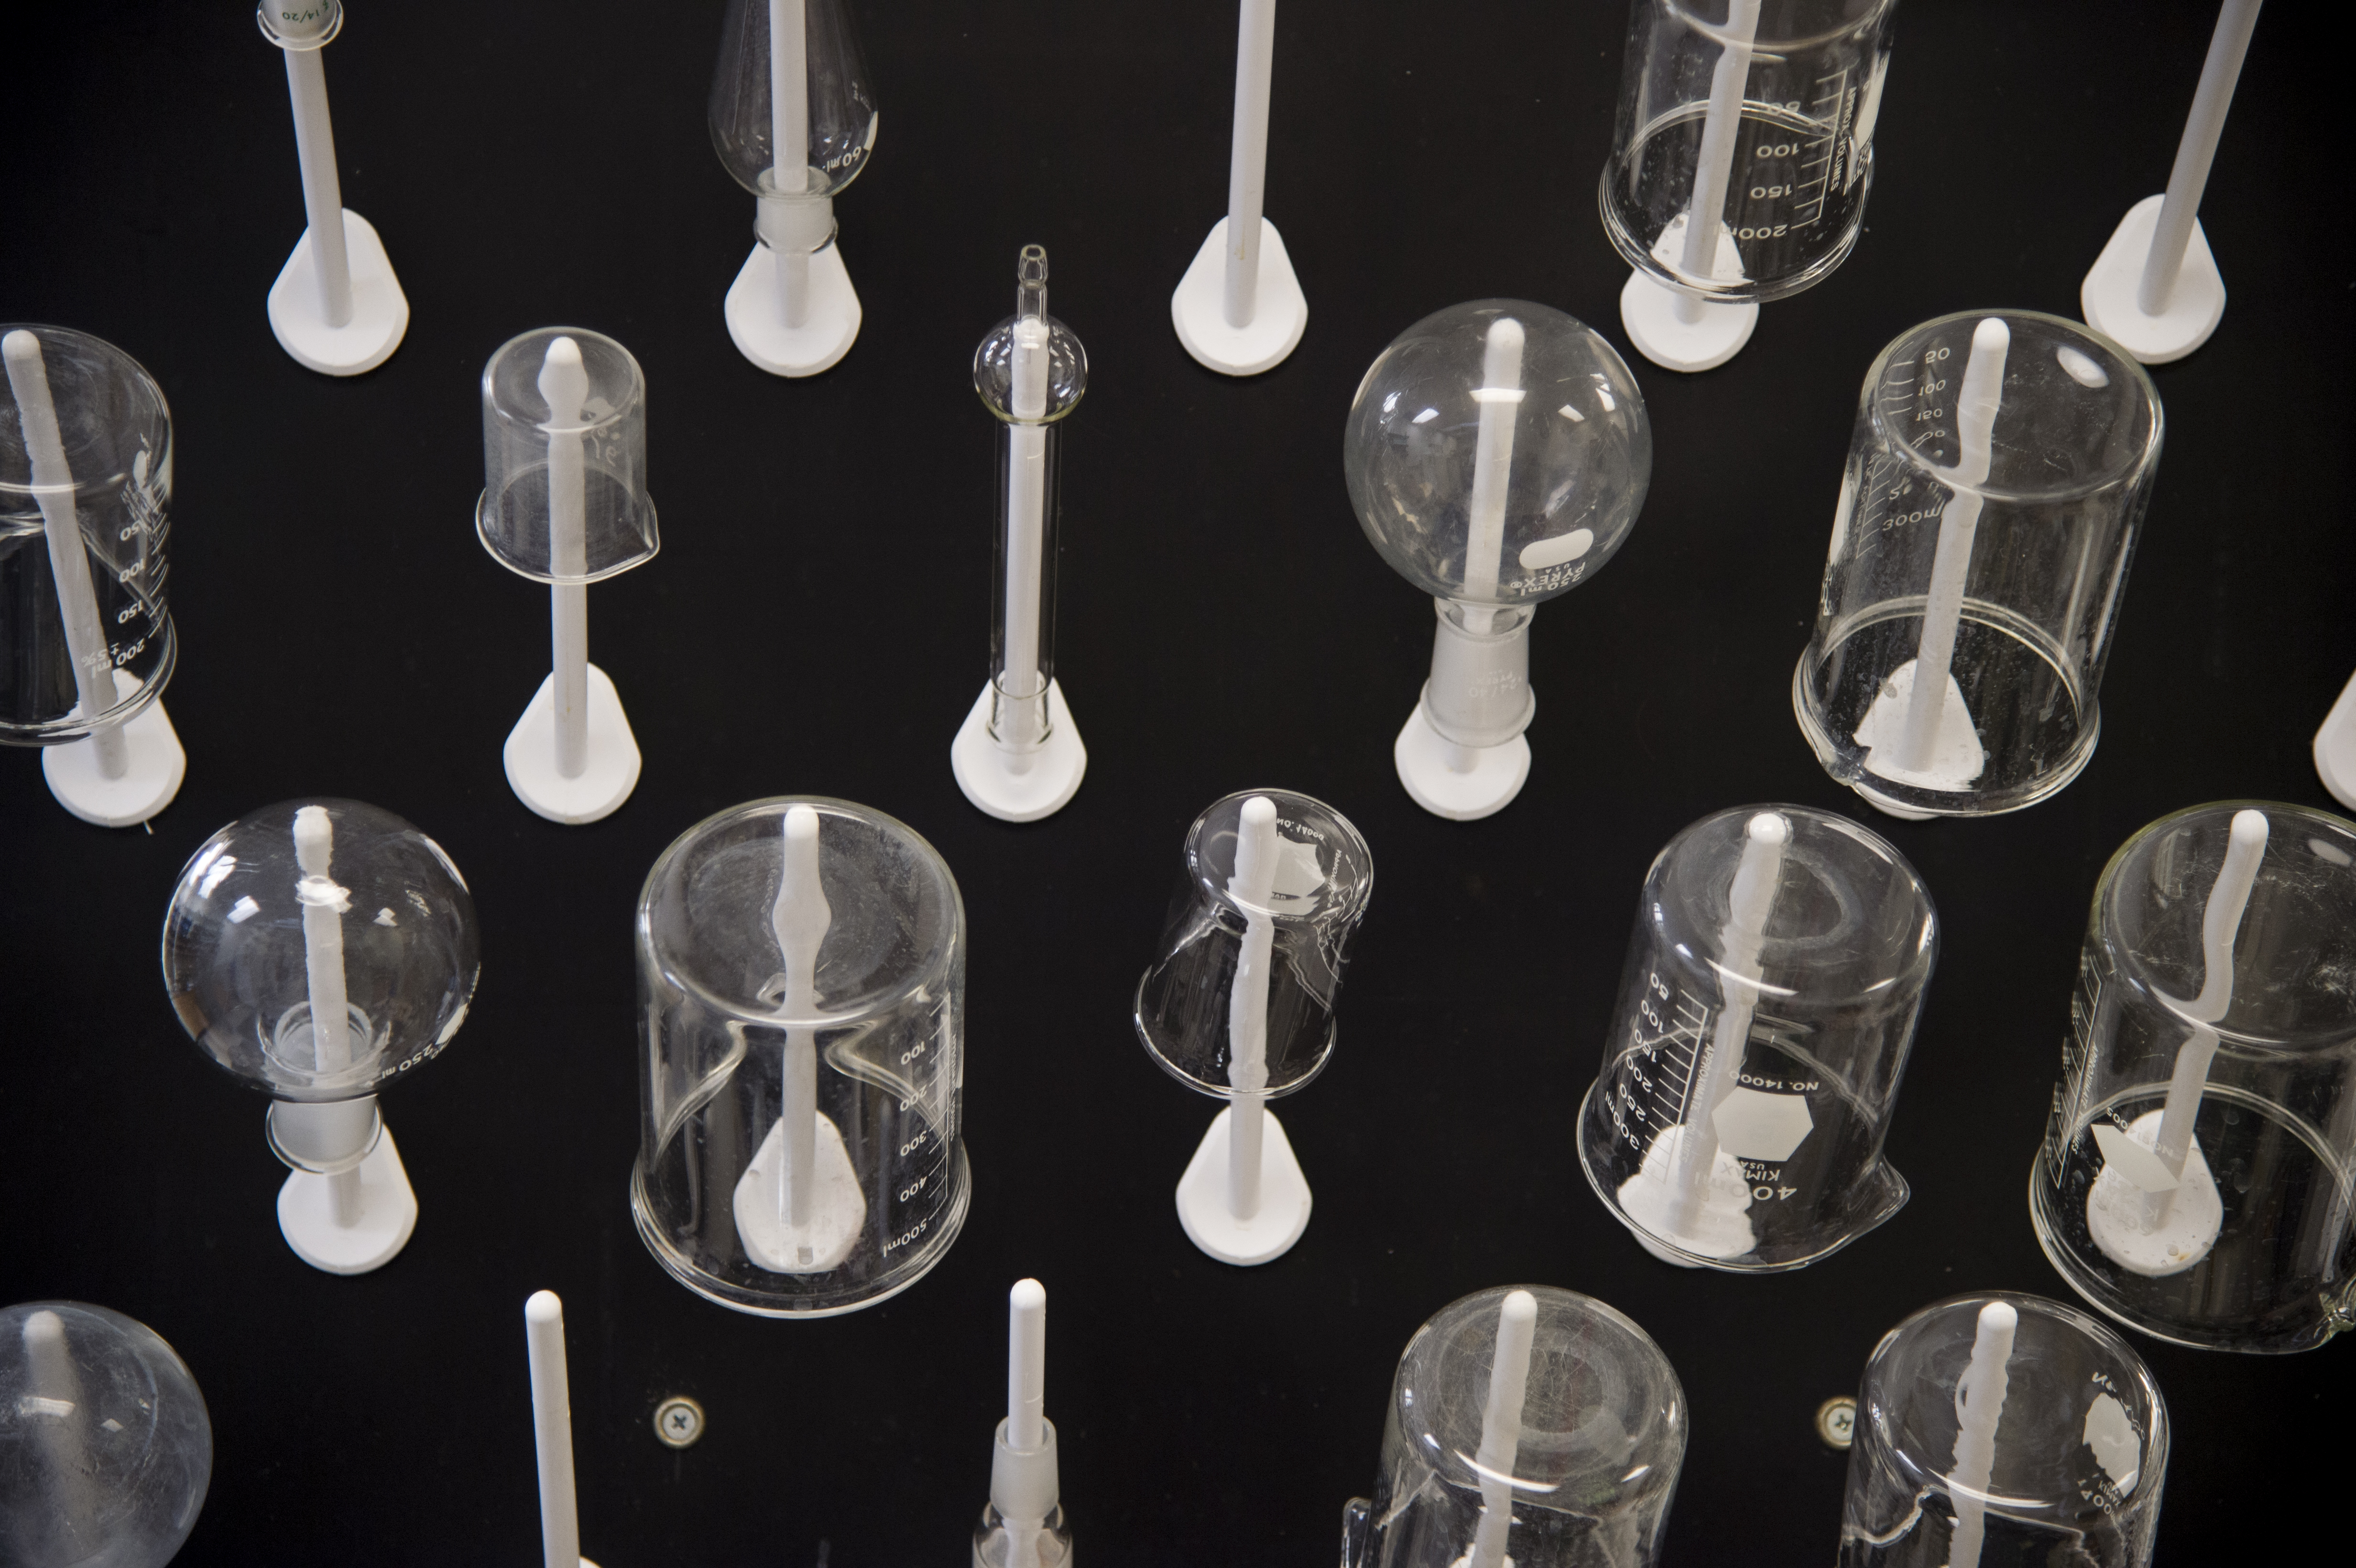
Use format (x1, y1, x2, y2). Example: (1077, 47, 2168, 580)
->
(0, 325, 173, 744)
(1838, 1292, 2167, 1567)
(1577, 805, 1937, 1270)
(633, 795, 970, 1318)
(1794, 310, 2163, 819)
(1134, 789, 1374, 1099)
(0, 1301, 212, 1568)
(477, 327, 657, 584)
(1339, 1285, 1686, 1568)
(2030, 801, 2356, 1353)
(1602, 0, 1899, 307)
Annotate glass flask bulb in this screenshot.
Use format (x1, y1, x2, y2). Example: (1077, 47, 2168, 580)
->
(709, 0, 877, 201)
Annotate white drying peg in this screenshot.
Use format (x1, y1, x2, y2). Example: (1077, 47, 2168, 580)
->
(1943, 1301, 2018, 1568)
(1459, 317, 1527, 620)
(20, 1310, 99, 1534)
(1674, 0, 1763, 327)
(540, 338, 591, 782)
(734, 806, 867, 1272)
(982, 1279, 1066, 1568)
(998, 297, 1053, 766)
(524, 1292, 601, 1568)
(294, 806, 362, 1228)
(769, 0, 813, 327)
(1462, 1289, 1538, 1568)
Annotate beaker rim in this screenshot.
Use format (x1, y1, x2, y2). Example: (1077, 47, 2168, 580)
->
(2091, 798, 2356, 1050)
(1861, 309, 2163, 505)
(1659, 0, 1898, 52)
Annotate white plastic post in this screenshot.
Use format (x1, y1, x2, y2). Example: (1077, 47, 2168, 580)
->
(770, 0, 812, 327)
(524, 1292, 585, 1568)
(1225, 796, 1281, 1222)
(1465, 1289, 1538, 1568)
(1673, 0, 1762, 326)
(4, 331, 130, 780)
(2142, 808, 2268, 1226)
(293, 806, 366, 1226)
(990, 1278, 1060, 1568)
(284, 44, 353, 328)
(1666, 812, 1788, 1239)
(1459, 318, 1526, 620)
(21, 1309, 101, 1538)
(538, 339, 590, 782)
(1224, 0, 1277, 329)
(2139, 0, 2262, 316)
(1007, 1277, 1046, 1452)
(999, 310, 1053, 765)
(1944, 1301, 2018, 1568)
(1896, 318, 2009, 774)
(773, 806, 830, 1235)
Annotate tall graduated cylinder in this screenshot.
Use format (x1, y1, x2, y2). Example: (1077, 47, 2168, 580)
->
(1602, 0, 1898, 305)
(2030, 801, 2356, 1353)
(1794, 311, 2162, 818)
(975, 247, 1086, 761)
(633, 796, 970, 1317)
(1577, 806, 1937, 1270)
(0, 326, 173, 745)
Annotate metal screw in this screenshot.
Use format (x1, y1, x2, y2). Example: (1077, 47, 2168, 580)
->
(653, 1396, 705, 1449)
(1815, 1395, 1857, 1451)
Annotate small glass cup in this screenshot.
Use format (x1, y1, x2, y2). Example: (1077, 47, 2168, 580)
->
(1134, 789, 1374, 1099)
(1577, 805, 1937, 1270)
(1340, 1285, 1686, 1568)
(0, 1301, 212, 1568)
(2030, 801, 2356, 1353)
(1794, 310, 2163, 819)
(1603, 0, 1900, 307)
(1838, 1292, 2168, 1567)
(477, 327, 657, 584)
(0, 324, 174, 743)
(633, 795, 970, 1318)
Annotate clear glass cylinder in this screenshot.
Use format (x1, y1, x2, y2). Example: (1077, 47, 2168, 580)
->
(1339, 1285, 1685, 1568)
(0, 1300, 211, 1568)
(476, 327, 658, 584)
(973, 246, 1086, 752)
(0, 325, 174, 745)
(1838, 1292, 2167, 1567)
(1793, 310, 2162, 818)
(1577, 805, 1936, 1270)
(1601, 0, 1899, 305)
(1134, 789, 1374, 1100)
(160, 798, 481, 1108)
(709, 0, 877, 201)
(2030, 801, 2356, 1353)
(632, 795, 970, 1318)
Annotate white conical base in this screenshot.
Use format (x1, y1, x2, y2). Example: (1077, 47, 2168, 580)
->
(951, 679, 1086, 822)
(1171, 217, 1308, 376)
(277, 1126, 418, 1276)
(732, 1111, 868, 1274)
(1852, 657, 1986, 812)
(266, 209, 408, 376)
(504, 665, 640, 825)
(42, 671, 184, 827)
(725, 242, 861, 377)
(1615, 1123, 1756, 1264)
(1620, 216, 1757, 372)
(2081, 195, 2226, 366)
(2312, 669, 2356, 811)
(1393, 703, 1529, 821)
(1175, 1105, 1311, 1266)
(2086, 1109, 2224, 1278)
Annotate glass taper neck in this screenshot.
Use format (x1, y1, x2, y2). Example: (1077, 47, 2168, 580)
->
(1015, 245, 1048, 327)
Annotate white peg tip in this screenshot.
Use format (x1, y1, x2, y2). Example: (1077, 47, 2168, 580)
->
(1972, 318, 2011, 355)
(1241, 795, 1277, 828)
(293, 804, 334, 873)
(1010, 1277, 1046, 1313)
(22, 1309, 64, 1349)
(1745, 812, 1789, 848)
(2, 329, 40, 366)
(785, 804, 820, 843)
(525, 1290, 563, 1325)
(2229, 808, 2269, 849)
(1501, 1288, 1537, 1327)
(1977, 1300, 2018, 1334)
(539, 337, 589, 416)
(1486, 316, 1525, 352)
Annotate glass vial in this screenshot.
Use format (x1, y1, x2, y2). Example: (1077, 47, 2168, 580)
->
(633, 795, 970, 1318)
(1577, 805, 1936, 1270)
(1794, 310, 2163, 818)
(0, 325, 173, 743)
(1602, 0, 1899, 306)
(973, 246, 1087, 756)
(2030, 801, 2356, 1353)
(1339, 1285, 1685, 1568)
(477, 327, 657, 584)
(1134, 789, 1374, 1099)
(1838, 1292, 2167, 1567)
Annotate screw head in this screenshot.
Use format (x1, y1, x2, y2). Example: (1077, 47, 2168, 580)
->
(653, 1395, 705, 1449)
(1815, 1395, 1857, 1450)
